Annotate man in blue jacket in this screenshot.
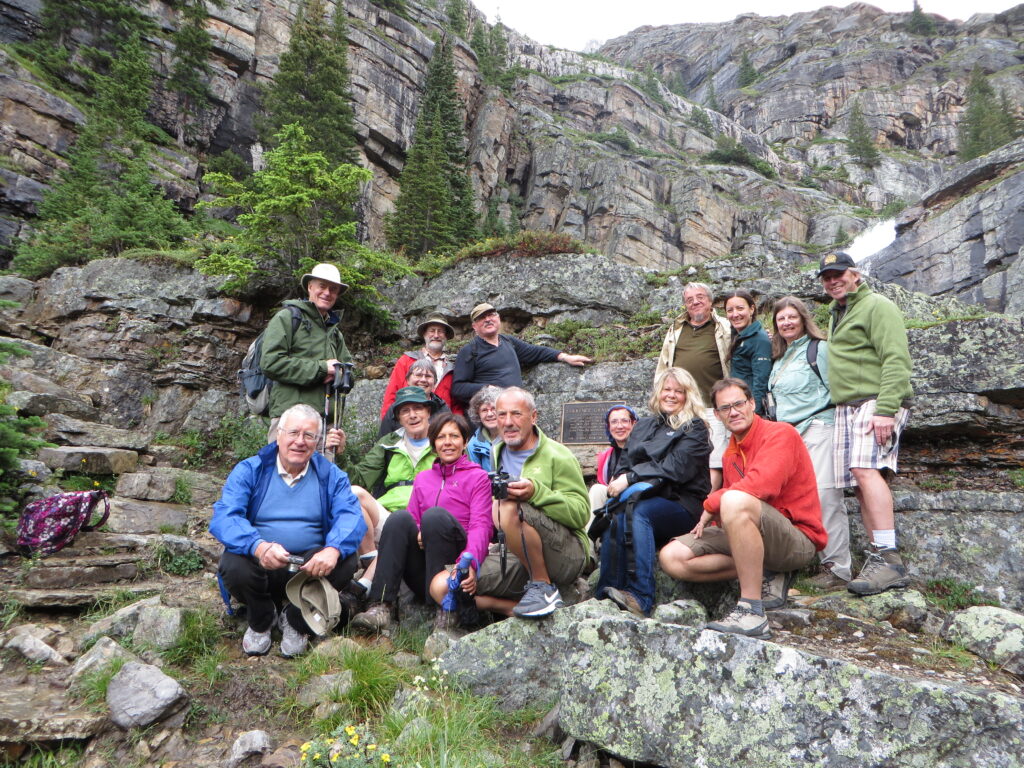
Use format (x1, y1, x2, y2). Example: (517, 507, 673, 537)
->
(210, 404, 366, 657)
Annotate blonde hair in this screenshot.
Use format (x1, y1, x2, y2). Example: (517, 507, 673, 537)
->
(649, 367, 707, 431)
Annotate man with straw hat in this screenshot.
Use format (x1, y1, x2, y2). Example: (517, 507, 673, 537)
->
(380, 310, 461, 418)
(261, 263, 352, 445)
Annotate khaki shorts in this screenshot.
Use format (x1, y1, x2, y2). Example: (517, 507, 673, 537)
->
(477, 503, 587, 599)
(674, 501, 816, 573)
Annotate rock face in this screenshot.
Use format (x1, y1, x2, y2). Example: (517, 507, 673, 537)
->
(868, 137, 1024, 314)
(559, 614, 1024, 768)
(439, 602, 1024, 767)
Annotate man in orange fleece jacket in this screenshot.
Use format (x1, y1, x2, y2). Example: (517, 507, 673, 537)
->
(659, 377, 826, 639)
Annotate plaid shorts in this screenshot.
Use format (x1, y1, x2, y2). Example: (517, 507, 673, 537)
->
(833, 399, 910, 488)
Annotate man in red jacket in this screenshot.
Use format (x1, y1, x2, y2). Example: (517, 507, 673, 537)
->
(659, 377, 826, 638)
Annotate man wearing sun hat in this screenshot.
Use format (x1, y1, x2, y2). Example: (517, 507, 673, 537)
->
(261, 263, 353, 443)
(452, 302, 592, 408)
(380, 310, 462, 419)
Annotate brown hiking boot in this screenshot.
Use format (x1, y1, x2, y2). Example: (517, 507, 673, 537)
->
(350, 602, 395, 634)
(807, 563, 849, 592)
(847, 547, 909, 596)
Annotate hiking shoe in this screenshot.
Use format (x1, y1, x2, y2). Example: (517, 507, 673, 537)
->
(350, 602, 395, 634)
(605, 587, 645, 617)
(848, 546, 909, 596)
(242, 625, 272, 656)
(808, 562, 849, 592)
(761, 571, 795, 610)
(279, 611, 309, 658)
(706, 603, 770, 639)
(513, 581, 563, 619)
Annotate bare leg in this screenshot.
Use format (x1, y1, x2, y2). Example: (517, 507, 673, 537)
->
(717, 490, 765, 601)
(850, 467, 895, 536)
(428, 570, 448, 605)
(474, 594, 515, 617)
(659, 540, 738, 582)
(352, 486, 380, 582)
(710, 469, 723, 492)
(498, 500, 550, 583)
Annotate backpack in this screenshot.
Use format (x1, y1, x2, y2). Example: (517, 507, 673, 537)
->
(16, 490, 110, 557)
(806, 338, 824, 385)
(239, 305, 304, 416)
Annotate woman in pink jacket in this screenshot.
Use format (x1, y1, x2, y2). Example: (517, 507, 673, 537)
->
(350, 413, 493, 633)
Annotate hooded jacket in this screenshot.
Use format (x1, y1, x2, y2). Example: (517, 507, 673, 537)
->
(616, 414, 711, 515)
(380, 350, 461, 418)
(728, 319, 772, 416)
(261, 299, 351, 419)
(209, 442, 366, 558)
(407, 455, 493, 569)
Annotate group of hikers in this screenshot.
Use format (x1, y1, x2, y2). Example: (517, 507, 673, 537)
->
(209, 251, 914, 656)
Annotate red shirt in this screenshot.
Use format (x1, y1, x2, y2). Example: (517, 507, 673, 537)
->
(703, 415, 826, 551)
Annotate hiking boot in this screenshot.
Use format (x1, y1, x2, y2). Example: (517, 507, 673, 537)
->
(350, 602, 395, 634)
(761, 570, 795, 610)
(848, 546, 909, 596)
(605, 587, 645, 617)
(242, 625, 272, 656)
(513, 581, 563, 619)
(706, 602, 770, 639)
(808, 562, 848, 592)
(279, 611, 309, 658)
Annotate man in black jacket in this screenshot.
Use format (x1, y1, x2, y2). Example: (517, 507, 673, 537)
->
(452, 303, 591, 407)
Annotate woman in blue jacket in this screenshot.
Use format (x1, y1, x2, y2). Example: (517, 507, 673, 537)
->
(724, 290, 772, 416)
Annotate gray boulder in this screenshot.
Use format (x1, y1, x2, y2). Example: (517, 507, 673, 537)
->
(132, 604, 183, 651)
(81, 596, 161, 648)
(558, 614, 1024, 767)
(228, 730, 274, 768)
(106, 661, 188, 729)
(296, 671, 354, 707)
(69, 636, 139, 684)
(944, 606, 1024, 675)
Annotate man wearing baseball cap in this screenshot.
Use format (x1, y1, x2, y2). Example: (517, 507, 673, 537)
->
(451, 302, 591, 408)
(818, 251, 913, 596)
(261, 263, 352, 444)
(380, 310, 461, 419)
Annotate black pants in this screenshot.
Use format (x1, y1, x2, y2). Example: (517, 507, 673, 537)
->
(368, 507, 467, 605)
(219, 548, 359, 635)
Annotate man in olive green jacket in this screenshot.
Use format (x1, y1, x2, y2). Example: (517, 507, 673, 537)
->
(820, 251, 913, 597)
(262, 263, 352, 444)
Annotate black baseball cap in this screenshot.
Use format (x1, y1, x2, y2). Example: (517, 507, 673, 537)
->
(816, 251, 857, 276)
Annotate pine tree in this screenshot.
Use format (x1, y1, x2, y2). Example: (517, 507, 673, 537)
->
(958, 66, 1013, 161)
(446, 0, 467, 37)
(471, 20, 495, 83)
(689, 107, 715, 137)
(259, 0, 358, 166)
(999, 90, 1022, 141)
(706, 76, 720, 112)
(375, 0, 406, 14)
(387, 35, 477, 256)
(489, 22, 509, 71)
(847, 99, 881, 167)
(737, 51, 758, 88)
(13, 34, 192, 277)
(168, 0, 216, 146)
(907, 0, 936, 36)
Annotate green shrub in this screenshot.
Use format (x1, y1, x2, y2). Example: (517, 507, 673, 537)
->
(162, 608, 224, 668)
(1008, 468, 1024, 489)
(170, 475, 193, 505)
(923, 578, 999, 611)
(703, 135, 777, 178)
(155, 544, 204, 576)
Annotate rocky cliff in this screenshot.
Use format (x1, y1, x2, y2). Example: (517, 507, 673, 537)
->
(1, 1, 1022, 291)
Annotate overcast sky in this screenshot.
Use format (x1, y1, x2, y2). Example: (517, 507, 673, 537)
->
(470, 1, 1017, 52)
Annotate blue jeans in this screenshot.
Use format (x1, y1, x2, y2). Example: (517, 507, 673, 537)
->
(596, 496, 697, 615)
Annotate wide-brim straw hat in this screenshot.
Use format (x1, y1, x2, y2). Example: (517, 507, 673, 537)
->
(285, 571, 342, 636)
(300, 263, 350, 293)
(416, 312, 455, 340)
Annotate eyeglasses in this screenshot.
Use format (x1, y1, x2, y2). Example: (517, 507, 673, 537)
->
(683, 294, 709, 306)
(714, 399, 751, 415)
(283, 429, 318, 443)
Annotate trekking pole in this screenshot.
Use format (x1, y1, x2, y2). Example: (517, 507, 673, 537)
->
(323, 375, 335, 461)
(336, 362, 355, 431)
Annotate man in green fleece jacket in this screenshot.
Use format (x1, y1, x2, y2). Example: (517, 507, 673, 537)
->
(475, 387, 591, 620)
(261, 263, 352, 445)
(819, 252, 913, 597)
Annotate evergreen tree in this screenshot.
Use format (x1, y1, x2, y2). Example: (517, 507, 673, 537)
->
(489, 22, 509, 71)
(471, 20, 495, 83)
(706, 76, 720, 112)
(200, 124, 405, 320)
(446, 0, 467, 37)
(847, 99, 881, 167)
(13, 34, 191, 278)
(737, 51, 758, 88)
(259, 0, 358, 166)
(999, 90, 1022, 141)
(168, 0, 216, 146)
(689, 107, 715, 137)
(387, 35, 477, 256)
(958, 66, 1014, 161)
(375, 0, 406, 14)
(907, 0, 936, 36)
(481, 198, 507, 238)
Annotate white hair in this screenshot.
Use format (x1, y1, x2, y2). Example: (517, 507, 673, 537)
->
(278, 403, 323, 436)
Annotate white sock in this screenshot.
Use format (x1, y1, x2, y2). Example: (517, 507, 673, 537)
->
(358, 577, 372, 590)
(872, 530, 896, 549)
(361, 549, 378, 560)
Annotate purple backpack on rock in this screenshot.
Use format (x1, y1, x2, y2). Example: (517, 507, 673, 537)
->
(16, 490, 110, 557)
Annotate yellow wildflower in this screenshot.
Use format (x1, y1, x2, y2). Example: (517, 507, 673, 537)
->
(301, 743, 311, 752)
(313, 754, 321, 760)
(349, 735, 359, 746)
(367, 744, 376, 751)
(345, 725, 356, 736)
(381, 755, 391, 763)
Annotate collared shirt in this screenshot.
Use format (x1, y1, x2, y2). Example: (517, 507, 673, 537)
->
(276, 456, 310, 487)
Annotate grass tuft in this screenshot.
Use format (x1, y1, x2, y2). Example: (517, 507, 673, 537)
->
(923, 578, 999, 612)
